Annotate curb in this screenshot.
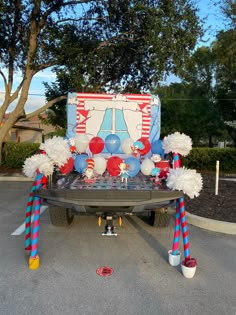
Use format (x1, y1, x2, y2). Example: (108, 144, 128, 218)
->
(186, 211, 236, 235)
(167, 208, 236, 235)
(0, 175, 33, 182)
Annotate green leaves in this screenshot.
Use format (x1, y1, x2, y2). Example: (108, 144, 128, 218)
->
(0, 0, 203, 140)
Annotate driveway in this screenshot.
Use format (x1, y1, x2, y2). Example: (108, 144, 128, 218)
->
(0, 181, 235, 315)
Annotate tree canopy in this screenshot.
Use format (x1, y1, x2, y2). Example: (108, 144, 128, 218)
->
(0, 0, 204, 163)
(0, 0, 203, 131)
(45, 0, 204, 94)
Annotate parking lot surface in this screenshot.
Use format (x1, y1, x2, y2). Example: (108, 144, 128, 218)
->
(0, 182, 235, 315)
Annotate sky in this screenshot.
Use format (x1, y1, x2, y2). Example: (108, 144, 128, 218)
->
(0, 0, 227, 114)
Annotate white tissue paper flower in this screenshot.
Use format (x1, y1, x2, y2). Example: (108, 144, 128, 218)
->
(38, 155, 54, 176)
(166, 167, 203, 199)
(23, 154, 54, 178)
(162, 132, 192, 156)
(40, 136, 72, 166)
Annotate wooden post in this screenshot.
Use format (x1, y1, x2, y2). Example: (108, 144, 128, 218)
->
(215, 160, 219, 195)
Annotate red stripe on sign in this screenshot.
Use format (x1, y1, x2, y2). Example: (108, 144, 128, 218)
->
(141, 110, 150, 137)
(77, 93, 151, 101)
(77, 94, 114, 100)
(76, 99, 86, 134)
(125, 95, 151, 100)
(143, 124, 150, 127)
(76, 128, 85, 133)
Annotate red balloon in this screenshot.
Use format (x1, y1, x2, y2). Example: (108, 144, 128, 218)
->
(59, 157, 74, 174)
(107, 156, 123, 176)
(137, 137, 151, 155)
(89, 137, 105, 154)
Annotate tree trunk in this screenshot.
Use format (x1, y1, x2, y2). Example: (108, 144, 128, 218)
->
(227, 129, 236, 147)
(0, 95, 67, 165)
(209, 135, 214, 147)
(0, 118, 15, 165)
(0, 142, 3, 165)
(0, 129, 8, 165)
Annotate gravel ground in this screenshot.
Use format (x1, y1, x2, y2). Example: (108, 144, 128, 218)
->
(185, 174, 236, 223)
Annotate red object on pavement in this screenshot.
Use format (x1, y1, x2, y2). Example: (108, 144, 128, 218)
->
(96, 266, 114, 277)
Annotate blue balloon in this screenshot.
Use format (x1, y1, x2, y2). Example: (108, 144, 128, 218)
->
(151, 139, 164, 156)
(74, 154, 88, 173)
(125, 157, 140, 177)
(105, 134, 121, 154)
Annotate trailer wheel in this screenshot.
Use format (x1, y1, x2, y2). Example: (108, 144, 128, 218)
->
(49, 206, 74, 226)
(149, 209, 170, 227)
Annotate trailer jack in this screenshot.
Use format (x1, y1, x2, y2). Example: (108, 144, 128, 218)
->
(98, 214, 122, 236)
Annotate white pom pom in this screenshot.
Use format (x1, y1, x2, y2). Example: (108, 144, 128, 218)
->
(23, 154, 54, 177)
(166, 167, 203, 199)
(162, 132, 192, 156)
(38, 155, 54, 176)
(40, 136, 72, 166)
(23, 154, 40, 178)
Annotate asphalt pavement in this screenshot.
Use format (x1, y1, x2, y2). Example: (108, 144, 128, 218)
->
(0, 181, 235, 315)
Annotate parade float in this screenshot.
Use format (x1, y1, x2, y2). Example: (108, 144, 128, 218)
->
(23, 93, 202, 277)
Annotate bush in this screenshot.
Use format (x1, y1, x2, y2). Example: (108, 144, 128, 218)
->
(2, 142, 40, 169)
(182, 148, 236, 173)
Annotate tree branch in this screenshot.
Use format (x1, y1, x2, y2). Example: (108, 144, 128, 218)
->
(97, 31, 136, 49)
(32, 61, 57, 74)
(39, 0, 93, 29)
(9, 80, 24, 103)
(25, 95, 67, 119)
(55, 16, 106, 24)
(8, 0, 22, 89)
(0, 70, 8, 89)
